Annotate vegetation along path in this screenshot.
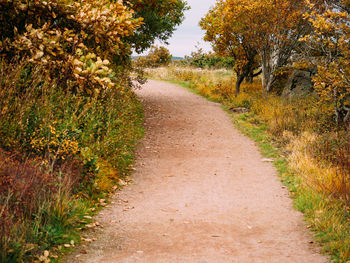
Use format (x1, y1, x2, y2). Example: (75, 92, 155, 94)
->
(67, 80, 327, 262)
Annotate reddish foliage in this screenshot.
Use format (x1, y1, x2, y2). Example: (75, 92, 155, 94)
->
(0, 150, 54, 218)
(0, 148, 83, 254)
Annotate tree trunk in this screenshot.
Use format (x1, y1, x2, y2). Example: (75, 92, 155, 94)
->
(261, 52, 274, 93)
(261, 59, 268, 94)
(247, 69, 262, 83)
(235, 73, 245, 95)
(265, 76, 274, 93)
(246, 73, 254, 84)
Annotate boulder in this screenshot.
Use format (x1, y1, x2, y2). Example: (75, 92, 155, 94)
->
(282, 69, 313, 98)
(229, 107, 249, 113)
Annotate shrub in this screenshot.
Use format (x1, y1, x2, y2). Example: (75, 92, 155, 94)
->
(0, 0, 142, 94)
(135, 45, 172, 68)
(184, 48, 235, 69)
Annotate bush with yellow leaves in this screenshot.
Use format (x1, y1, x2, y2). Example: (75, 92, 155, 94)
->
(0, 0, 142, 93)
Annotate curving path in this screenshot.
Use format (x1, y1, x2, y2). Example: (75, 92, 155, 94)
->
(66, 80, 327, 263)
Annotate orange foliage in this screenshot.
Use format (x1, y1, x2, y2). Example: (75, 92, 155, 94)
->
(302, 0, 350, 124)
(200, 0, 305, 93)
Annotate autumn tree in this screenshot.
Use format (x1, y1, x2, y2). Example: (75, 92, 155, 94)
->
(200, 0, 259, 94)
(201, 0, 306, 94)
(301, 0, 350, 124)
(247, 0, 306, 93)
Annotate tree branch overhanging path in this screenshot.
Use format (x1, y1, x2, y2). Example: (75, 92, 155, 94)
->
(66, 80, 327, 263)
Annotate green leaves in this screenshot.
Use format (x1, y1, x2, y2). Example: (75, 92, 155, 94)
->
(126, 0, 189, 53)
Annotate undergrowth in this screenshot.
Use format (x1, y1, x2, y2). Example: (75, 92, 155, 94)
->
(150, 66, 350, 262)
(0, 60, 144, 262)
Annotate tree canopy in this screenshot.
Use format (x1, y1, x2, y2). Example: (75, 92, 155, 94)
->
(0, 0, 142, 94)
(125, 0, 189, 53)
(201, 0, 305, 93)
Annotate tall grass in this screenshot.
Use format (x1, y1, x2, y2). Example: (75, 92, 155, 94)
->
(0, 59, 143, 262)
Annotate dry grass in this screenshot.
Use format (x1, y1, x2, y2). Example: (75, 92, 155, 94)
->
(286, 132, 346, 197)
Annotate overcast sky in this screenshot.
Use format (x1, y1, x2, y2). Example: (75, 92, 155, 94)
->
(136, 0, 217, 58)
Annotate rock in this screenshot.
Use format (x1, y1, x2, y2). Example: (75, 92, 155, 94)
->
(229, 107, 249, 113)
(282, 69, 313, 98)
(261, 158, 274, 163)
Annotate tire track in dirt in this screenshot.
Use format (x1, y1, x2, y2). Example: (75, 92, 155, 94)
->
(66, 80, 327, 263)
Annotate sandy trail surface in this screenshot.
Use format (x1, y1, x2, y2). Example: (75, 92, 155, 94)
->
(66, 80, 327, 263)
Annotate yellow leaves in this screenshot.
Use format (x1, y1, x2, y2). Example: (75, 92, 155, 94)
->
(73, 0, 141, 49)
(302, 1, 350, 118)
(18, 3, 28, 11)
(2, 0, 143, 95)
(33, 51, 44, 60)
(26, 24, 33, 32)
(72, 51, 115, 90)
(293, 61, 311, 71)
(202, 0, 303, 54)
(31, 124, 80, 164)
(37, 250, 51, 262)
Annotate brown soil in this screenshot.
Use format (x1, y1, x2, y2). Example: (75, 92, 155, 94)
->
(66, 80, 327, 263)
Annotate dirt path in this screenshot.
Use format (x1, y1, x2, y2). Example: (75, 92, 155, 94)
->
(66, 80, 327, 263)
